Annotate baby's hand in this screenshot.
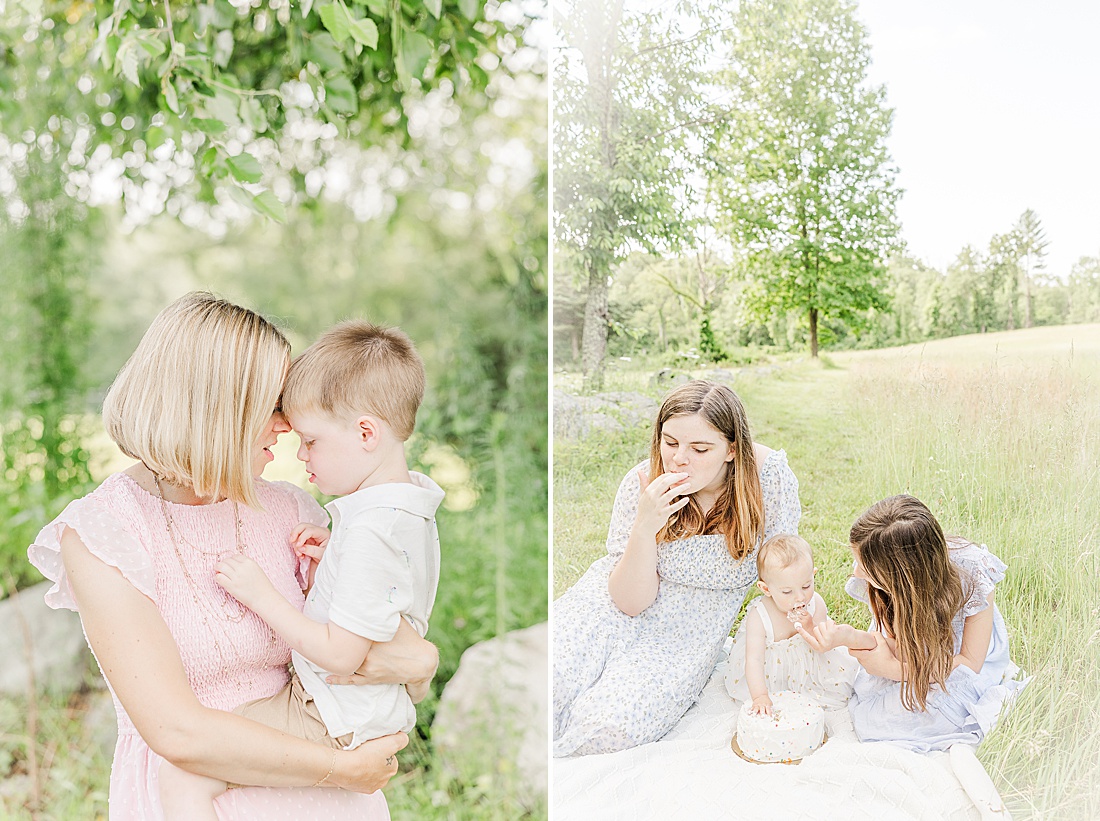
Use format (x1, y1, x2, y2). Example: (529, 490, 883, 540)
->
(291, 522, 331, 562)
(215, 554, 277, 609)
(786, 603, 813, 630)
(749, 694, 773, 716)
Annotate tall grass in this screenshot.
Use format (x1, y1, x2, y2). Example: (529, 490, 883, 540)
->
(554, 326, 1100, 820)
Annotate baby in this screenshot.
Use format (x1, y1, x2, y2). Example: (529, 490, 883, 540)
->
(159, 320, 445, 818)
(724, 533, 856, 713)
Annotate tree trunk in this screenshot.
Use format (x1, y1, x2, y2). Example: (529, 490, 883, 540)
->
(1022, 265, 1033, 328)
(809, 307, 819, 358)
(581, 257, 610, 392)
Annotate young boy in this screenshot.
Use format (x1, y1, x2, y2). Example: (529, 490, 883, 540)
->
(159, 320, 444, 818)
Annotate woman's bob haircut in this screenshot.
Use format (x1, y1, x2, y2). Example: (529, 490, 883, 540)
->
(102, 292, 291, 508)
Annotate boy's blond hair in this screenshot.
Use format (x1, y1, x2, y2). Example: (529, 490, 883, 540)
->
(102, 292, 290, 508)
(756, 533, 813, 580)
(282, 320, 425, 440)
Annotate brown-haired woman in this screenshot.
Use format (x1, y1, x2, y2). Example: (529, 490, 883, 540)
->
(796, 494, 1028, 752)
(553, 380, 801, 756)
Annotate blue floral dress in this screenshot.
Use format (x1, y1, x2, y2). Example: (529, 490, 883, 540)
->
(553, 451, 801, 757)
(846, 539, 1029, 752)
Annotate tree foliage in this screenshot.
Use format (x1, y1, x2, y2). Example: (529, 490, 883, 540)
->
(0, 0, 534, 221)
(554, 0, 709, 389)
(707, 0, 900, 357)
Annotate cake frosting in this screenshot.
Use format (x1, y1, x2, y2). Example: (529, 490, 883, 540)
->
(735, 690, 825, 763)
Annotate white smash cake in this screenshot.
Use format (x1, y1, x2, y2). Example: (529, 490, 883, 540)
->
(735, 691, 825, 763)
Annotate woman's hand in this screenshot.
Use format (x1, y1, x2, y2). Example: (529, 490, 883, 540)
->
(849, 632, 904, 680)
(332, 732, 408, 793)
(633, 468, 691, 537)
(325, 620, 438, 702)
(794, 616, 848, 652)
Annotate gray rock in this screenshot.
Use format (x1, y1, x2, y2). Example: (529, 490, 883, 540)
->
(651, 368, 691, 388)
(83, 689, 119, 762)
(433, 622, 548, 807)
(553, 390, 657, 441)
(706, 369, 737, 384)
(0, 581, 89, 696)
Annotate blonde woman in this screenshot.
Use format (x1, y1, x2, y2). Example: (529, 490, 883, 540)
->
(553, 380, 801, 757)
(29, 293, 435, 819)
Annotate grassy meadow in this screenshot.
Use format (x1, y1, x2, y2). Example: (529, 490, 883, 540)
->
(554, 324, 1100, 820)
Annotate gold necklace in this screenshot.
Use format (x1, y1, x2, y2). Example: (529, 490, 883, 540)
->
(147, 471, 279, 697)
(151, 471, 249, 622)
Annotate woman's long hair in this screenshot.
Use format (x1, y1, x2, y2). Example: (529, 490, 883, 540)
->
(850, 495, 966, 711)
(648, 381, 764, 560)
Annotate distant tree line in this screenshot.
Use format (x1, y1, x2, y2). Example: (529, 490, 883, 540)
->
(555, 206, 1100, 365)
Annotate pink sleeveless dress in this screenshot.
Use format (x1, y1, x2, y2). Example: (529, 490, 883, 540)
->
(29, 473, 389, 821)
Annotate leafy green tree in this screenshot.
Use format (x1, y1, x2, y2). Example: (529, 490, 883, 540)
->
(0, 153, 98, 588)
(554, 0, 709, 389)
(0, 0, 525, 219)
(987, 230, 1023, 331)
(937, 245, 986, 336)
(707, 0, 900, 357)
(1067, 255, 1100, 323)
(1015, 208, 1049, 328)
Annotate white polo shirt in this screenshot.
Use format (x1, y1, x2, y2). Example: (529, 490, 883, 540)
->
(293, 471, 444, 747)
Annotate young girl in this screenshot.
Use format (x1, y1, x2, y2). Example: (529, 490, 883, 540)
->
(796, 495, 1028, 752)
(724, 534, 857, 712)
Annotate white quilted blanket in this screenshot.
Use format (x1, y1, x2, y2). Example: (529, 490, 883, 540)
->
(553, 645, 984, 821)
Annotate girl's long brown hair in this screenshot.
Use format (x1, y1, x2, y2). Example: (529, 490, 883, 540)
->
(850, 495, 966, 711)
(648, 381, 764, 560)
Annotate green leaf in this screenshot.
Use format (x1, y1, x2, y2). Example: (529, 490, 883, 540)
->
(348, 16, 378, 49)
(135, 32, 167, 58)
(240, 97, 269, 133)
(308, 33, 346, 72)
(201, 147, 218, 168)
(359, 0, 386, 14)
(324, 74, 358, 114)
(301, 0, 315, 16)
(458, 0, 479, 21)
(145, 126, 167, 150)
(161, 79, 179, 114)
(194, 118, 228, 135)
(206, 91, 242, 125)
(400, 31, 432, 79)
(319, 2, 351, 43)
(252, 190, 287, 223)
(424, 0, 442, 18)
(227, 152, 263, 184)
(115, 39, 141, 87)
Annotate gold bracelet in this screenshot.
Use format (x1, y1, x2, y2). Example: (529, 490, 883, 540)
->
(312, 749, 337, 787)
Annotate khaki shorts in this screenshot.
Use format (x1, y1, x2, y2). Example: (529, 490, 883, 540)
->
(226, 672, 353, 788)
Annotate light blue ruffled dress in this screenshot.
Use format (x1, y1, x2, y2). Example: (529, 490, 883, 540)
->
(552, 452, 801, 757)
(846, 539, 1029, 752)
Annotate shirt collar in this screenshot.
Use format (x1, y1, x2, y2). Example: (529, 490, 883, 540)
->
(325, 471, 445, 521)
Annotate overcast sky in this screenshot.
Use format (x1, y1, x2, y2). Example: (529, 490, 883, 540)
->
(855, 0, 1100, 278)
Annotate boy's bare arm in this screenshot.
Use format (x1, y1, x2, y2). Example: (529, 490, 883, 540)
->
(216, 555, 373, 675)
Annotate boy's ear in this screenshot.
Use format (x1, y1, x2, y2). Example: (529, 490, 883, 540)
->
(356, 415, 382, 451)
(756, 580, 769, 596)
